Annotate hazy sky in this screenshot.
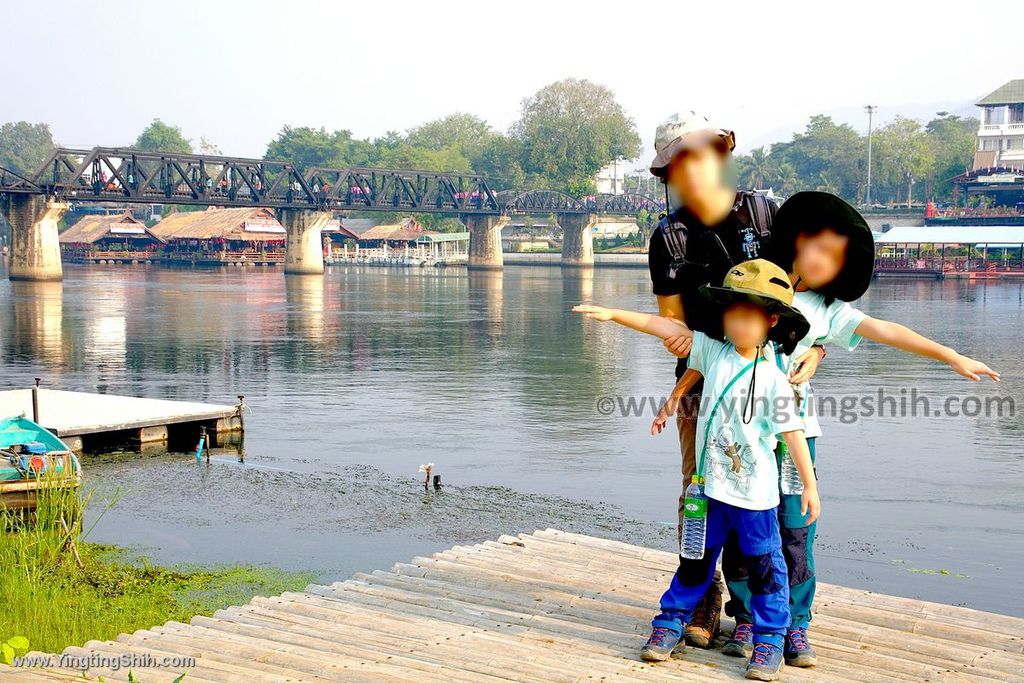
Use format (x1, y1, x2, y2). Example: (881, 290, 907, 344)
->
(5, 0, 1022, 170)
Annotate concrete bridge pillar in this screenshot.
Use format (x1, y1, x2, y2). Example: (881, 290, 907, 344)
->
(560, 213, 598, 268)
(4, 195, 67, 281)
(465, 214, 508, 271)
(279, 209, 332, 275)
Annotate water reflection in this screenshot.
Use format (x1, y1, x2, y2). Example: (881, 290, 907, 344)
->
(0, 265, 1021, 614)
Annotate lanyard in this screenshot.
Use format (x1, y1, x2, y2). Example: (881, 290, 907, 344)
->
(696, 357, 763, 483)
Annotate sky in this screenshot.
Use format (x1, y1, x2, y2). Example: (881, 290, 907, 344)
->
(4, 0, 1022, 172)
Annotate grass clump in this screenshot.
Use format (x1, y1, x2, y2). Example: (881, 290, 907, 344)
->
(1, 478, 316, 655)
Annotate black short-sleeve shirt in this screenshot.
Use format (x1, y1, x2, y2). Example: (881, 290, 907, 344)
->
(648, 192, 776, 378)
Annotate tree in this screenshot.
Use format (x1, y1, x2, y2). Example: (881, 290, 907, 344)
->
(405, 113, 496, 165)
(925, 114, 978, 200)
(874, 117, 935, 206)
(738, 146, 774, 190)
(264, 126, 372, 168)
(772, 116, 864, 202)
(473, 135, 526, 190)
(0, 121, 55, 174)
(135, 119, 192, 153)
(511, 78, 641, 195)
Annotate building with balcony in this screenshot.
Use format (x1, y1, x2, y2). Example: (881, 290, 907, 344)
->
(974, 79, 1024, 169)
(945, 79, 1024, 216)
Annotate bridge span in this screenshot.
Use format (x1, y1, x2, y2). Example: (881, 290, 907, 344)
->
(0, 147, 664, 280)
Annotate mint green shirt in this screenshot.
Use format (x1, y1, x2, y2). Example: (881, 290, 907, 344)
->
(766, 290, 867, 438)
(689, 331, 802, 510)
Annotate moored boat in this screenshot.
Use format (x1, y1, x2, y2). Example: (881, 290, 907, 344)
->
(1, 415, 82, 511)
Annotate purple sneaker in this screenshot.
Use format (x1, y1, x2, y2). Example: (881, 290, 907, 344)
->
(745, 642, 784, 681)
(784, 627, 818, 667)
(641, 625, 684, 661)
(722, 622, 753, 657)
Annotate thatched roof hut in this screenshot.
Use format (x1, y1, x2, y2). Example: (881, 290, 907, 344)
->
(150, 207, 286, 242)
(59, 213, 162, 246)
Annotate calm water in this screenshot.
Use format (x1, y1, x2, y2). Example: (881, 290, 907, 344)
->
(1, 263, 1022, 616)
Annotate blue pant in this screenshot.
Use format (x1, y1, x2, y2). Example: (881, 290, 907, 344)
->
(727, 437, 817, 629)
(653, 499, 791, 648)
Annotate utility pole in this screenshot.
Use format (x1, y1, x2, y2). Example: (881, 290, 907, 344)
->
(864, 105, 877, 206)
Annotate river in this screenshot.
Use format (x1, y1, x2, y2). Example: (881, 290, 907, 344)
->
(1, 263, 1021, 617)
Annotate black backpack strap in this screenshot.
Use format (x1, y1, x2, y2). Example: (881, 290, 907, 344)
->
(742, 191, 774, 239)
(657, 212, 690, 280)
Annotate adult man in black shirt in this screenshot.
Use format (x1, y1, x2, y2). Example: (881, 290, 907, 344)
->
(646, 112, 825, 651)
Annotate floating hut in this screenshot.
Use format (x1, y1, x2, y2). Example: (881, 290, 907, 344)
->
(874, 225, 1024, 279)
(58, 212, 164, 263)
(150, 207, 287, 265)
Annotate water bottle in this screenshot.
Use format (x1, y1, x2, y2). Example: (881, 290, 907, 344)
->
(778, 442, 804, 495)
(680, 476, 708, 560)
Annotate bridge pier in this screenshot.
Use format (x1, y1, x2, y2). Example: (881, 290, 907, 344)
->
(3, 195, 67, 281)
(465, 214, 508, 271)
(560, 213, 598, 268)
(279, 209, 332, 275)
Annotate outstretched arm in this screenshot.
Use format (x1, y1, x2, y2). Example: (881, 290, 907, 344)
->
(572, 304, 692, 342)
(780, 430, 820, 524)
(855, 317, 1000, 381)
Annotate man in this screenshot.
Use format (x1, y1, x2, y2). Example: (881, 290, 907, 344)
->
(646, 111, 826, 649)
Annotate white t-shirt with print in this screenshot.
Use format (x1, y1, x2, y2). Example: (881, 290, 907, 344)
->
(689, 331, 802, 511)
(765, 290, 867, 438)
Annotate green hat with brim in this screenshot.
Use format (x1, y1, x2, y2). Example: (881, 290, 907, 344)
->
(769, 191, 875, 301)
(699, 259, 810, 353)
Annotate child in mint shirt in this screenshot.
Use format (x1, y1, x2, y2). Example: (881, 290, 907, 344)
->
(574, 259, 819, 681)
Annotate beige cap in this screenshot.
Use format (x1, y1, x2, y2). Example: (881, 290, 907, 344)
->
(649, 111, 735, 179)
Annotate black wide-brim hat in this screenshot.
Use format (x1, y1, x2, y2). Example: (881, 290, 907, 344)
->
(770, 191, 875, 301)
(699, 259, 811, 353)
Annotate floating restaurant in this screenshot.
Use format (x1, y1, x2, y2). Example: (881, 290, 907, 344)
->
(149, 207, 288, 265)
(58, 212, 164, 263)
(874, 225, 1024, 279)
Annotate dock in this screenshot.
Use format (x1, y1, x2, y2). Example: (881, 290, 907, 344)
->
(3, 529, 1021, 682)
(0, 388, 243, 451)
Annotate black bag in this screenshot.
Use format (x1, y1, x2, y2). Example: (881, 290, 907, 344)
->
(659, 191, 774, 280)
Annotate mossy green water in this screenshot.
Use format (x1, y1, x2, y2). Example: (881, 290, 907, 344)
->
(1, 481, 315, 655)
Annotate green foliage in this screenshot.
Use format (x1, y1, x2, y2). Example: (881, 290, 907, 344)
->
(511, 78, 641, 196)
(732, 113, 979, 204)
(1, 635, 29, 664)
(0, 121, 56, 174)
(0, 483, 315, 655)
(264, 125, 372, 168)
(134, 119, 192, 154)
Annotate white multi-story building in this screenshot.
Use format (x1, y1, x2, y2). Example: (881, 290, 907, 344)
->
(974, 79, 1024, 169)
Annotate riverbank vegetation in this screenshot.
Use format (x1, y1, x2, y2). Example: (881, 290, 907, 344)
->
(0, 482, 316, 655)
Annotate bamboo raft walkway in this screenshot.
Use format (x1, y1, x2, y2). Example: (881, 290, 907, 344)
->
(4, 529, 1022, 682)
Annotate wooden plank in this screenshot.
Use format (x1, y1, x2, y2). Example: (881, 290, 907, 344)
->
(13, 530, 1021, 682)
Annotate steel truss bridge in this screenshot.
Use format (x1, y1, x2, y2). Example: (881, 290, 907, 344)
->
(0, 147, 664, 216)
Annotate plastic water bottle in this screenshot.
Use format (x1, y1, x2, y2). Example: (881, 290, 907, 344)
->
(778, 442, 804, 495)
(680, 476, 708, 560)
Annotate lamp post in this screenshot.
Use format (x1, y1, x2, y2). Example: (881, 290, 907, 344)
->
(865, 105, 877, 206)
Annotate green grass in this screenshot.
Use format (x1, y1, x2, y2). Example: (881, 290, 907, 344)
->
(1, 478, 317, 655)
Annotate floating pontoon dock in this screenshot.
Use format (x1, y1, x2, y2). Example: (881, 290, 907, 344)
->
(0, 389, 243, 451)
(3, 529, 1020, 682)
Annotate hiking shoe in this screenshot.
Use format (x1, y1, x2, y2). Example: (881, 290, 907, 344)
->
(684, 579, 722, 648)
(745, 642, 784, 681)
(722, 622, 754, 657)
(640, 626, 684, 662)
(784, 627, 818, 667)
